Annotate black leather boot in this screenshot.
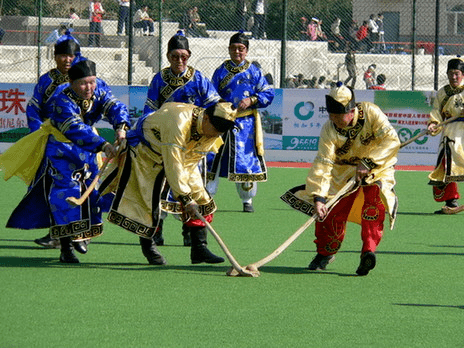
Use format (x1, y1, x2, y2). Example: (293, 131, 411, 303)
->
(153, 220, 164, 246)
(190, 226, 224, 264)
(73, 240, 89, 254)
(140, 237, 167, 265)
(59, 237, 80, 263)
(182, 224, 191, 247)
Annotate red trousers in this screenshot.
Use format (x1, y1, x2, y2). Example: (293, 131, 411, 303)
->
(314, 185, 385, 256)
(432, 182, 459, 202)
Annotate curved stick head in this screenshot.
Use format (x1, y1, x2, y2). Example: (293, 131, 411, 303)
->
(226, 265, 260, 277)
(66, 196, 82, 206)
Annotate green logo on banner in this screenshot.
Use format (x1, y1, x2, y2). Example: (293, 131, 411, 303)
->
(294, 101, 314, 120)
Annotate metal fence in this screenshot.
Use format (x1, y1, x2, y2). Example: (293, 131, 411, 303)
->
(0, 0, 461, 90)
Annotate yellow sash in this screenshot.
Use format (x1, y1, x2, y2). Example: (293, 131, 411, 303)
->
(0, 120, 71, 185)
(236, 109, 264, 156)
(0, 120, 104, 186)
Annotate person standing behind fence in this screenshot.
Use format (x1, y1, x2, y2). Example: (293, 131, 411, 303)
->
(356, 21, 369, 52)
(427, 57, 464, 214)
(117, 0, 130, 36)
(143, 31, 220, 247)
(133, 5, 155, 36)
(307, 18, 318, 41)
(343, 48, 357, 89)
(364, 64, 376, 89)
(69, 8, 80, 20)
(25, 31, 81, 249)
(251, 0, 266, 39)
(89, 1, 104, 47)
(236, 0, 248, 32)
(367, 14, 378, 52)
(206, 32, 275, 213)
(376, 13, 386, 53)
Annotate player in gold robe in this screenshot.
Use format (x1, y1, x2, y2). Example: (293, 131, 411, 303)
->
(101, 102, 237, 265)
(281, 83, 400, 276)
(427, 57, 464, 214)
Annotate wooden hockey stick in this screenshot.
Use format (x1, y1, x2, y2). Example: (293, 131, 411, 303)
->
(195, 212, 257, 277)
(228, 177, 358, 277)
(400, 114, 461, 149)
(66, 141, 123, 206)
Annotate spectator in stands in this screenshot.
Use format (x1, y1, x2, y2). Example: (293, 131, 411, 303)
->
(117, 0, 130, 36)
(251, 0, 267, 39)
(89, 1, 104, 47)
(316, 75, 328, 89)
(364, 64, 376, 89)
(300, 17, 309, 41)
(356, 21, 369, 52)
(236, 0, 248, 32)
(69, 8, 80, 20)
(343, 47, 357, 89)
(367, 14, 378, 52)
(369, 74, 386, 90)
(133, 5, 154, 36)
(316, 19, 328, 41)
(186, 7, 209, 38)
(330, 17, 344, 52)
(285, 75, 298, 88)
(0, 27, 4, 44)
(376, 13, 386, 53)
(307, 18, 318, 41)
(348, 20, 359, 50)
(307, 76, 318, 88)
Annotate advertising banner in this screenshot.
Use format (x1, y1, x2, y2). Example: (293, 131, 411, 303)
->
(0, 84, 439, 158)
(261, 89, 437, 154)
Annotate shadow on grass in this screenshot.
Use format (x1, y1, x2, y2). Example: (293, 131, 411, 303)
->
(396, 211, 440, 216)
(294, 249, 464, 256)
(0, 254, 361, 277)
(0, 238, 189, 248)
(257, 265, 357, 277)
(0, 255, 238, 275)
(393, 303, 464, 310)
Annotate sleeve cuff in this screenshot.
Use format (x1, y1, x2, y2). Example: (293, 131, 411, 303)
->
(361, 158, 378, 170)
(314, 196, 327, 204)
(177, 193, 194, 206)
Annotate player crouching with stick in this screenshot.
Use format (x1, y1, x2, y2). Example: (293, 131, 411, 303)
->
(100, 102, 237, 266)
(281, 83, 400, 276)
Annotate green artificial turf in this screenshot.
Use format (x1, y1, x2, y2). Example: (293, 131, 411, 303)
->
(0, 169, 463, 347)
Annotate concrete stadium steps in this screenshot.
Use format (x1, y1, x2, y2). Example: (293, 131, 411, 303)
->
(0, 45, 154, 86)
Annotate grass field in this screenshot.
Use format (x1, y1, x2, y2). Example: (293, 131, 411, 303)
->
(0, 168, 463, 347)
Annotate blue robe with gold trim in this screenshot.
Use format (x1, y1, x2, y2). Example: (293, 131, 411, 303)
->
(26, 68, 70, 132)
(143, 66, 220, 115)
(6, 79, 130, 239)
(207, 59, 274, 182)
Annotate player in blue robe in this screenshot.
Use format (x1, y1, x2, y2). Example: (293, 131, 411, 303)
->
(26, 31, 81, 248)
(206, 32, 275, 213)
(143, 31, 220, 247)
(6, 59, 130, 263)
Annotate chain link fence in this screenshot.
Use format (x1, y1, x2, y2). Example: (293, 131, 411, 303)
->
(0, 0, 462, 90)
